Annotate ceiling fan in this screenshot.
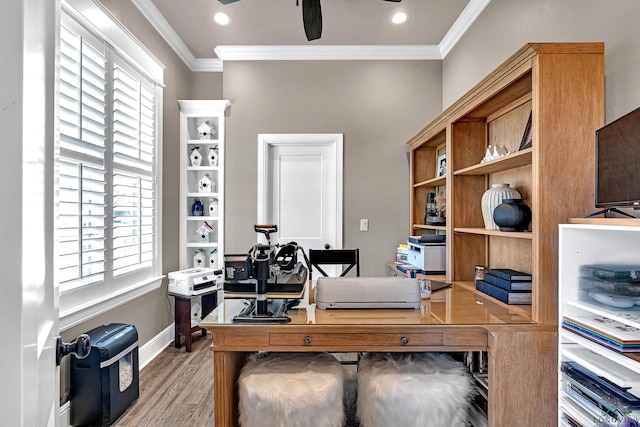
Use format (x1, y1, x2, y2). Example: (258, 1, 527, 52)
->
(217, 0, 402, 41)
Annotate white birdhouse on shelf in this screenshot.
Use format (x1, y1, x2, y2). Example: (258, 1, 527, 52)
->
(195, 222, 214, 243)
(190, 147, 202, 167)
(198, 173, 214, 193)
(197, 121, 215, 140)
(207, 147, 218, 166)
(208, 198, 218, 216)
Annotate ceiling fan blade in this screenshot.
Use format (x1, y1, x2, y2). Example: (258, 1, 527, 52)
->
(383, 0, 402, 2)
(217, 0, 240, 4)
(302, 0, 322, 41)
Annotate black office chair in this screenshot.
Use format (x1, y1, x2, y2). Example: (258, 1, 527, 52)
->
(308, 248, 360, 281)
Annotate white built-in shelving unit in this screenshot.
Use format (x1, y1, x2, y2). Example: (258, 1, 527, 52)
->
(178, 100, 230, 271)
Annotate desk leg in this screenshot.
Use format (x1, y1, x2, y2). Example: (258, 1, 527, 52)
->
(214, 351, 251, 427)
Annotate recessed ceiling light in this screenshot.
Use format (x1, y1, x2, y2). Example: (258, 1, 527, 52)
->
(391, 12, 408, 25)
(214, 12, 232, 26)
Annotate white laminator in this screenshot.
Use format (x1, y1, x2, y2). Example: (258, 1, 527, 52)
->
(168, 268, 221, 296)
(315, 277, 421, 309)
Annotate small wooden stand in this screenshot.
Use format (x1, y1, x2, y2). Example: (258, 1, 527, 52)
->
(171, 290, 218, 352)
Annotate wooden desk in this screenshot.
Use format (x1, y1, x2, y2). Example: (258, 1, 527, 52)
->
(200, 283, 556, 427)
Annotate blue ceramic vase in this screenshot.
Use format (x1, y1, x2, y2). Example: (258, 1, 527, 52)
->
(493, 198, 531, 232)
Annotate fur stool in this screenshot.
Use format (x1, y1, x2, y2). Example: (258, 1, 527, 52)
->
(238, 352, 345, 427)
(357, 352, 474, 427)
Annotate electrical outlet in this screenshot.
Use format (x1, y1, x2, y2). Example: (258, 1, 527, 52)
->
(360, 218, 369, 231)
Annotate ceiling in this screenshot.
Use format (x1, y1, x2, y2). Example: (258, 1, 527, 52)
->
(130, 0, 491, 71)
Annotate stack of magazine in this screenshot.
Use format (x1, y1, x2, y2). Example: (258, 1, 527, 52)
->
(475, 268, 532, 305)
(560, 361, 640, 426)
(563, 265, 640, 353)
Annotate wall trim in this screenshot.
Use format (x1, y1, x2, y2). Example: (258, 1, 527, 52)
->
(59, 323, 174, 426)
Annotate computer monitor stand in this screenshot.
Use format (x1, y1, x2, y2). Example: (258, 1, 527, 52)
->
(583, 207, 635, 219)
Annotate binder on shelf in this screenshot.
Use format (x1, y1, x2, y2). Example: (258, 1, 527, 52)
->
(475, 279, 532, 305)
(488, 268, 532, 281)
(482, 272, 532, 291)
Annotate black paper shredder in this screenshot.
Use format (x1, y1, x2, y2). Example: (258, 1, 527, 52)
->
(70, 323, 139, 426)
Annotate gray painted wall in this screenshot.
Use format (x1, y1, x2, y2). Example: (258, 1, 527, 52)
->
(443, 0, 640, 123)
(222, 60, 442, 276)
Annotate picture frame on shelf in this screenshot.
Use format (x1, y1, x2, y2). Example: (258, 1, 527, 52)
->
(436, 153, 447, 177)
(519, 111, 533, 151)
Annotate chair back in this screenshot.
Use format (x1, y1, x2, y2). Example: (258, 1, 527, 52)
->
(308, 249, 360, 281)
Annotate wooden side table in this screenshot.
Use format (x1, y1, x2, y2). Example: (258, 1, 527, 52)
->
(171, 290, 218, 352)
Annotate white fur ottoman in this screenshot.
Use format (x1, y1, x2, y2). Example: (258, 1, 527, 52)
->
(357, 352, 474, 427)
(238, 352, 345, 427)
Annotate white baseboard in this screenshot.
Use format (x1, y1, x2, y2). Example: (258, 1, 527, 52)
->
(59, 323, 175, 426)
(139, 323, 174, 370)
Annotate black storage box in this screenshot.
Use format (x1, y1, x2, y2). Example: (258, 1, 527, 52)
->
(71, 323, 139, 426)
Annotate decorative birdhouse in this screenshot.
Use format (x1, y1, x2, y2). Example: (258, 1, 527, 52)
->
(208, 248, 218, 269)
(193, 248, 206, 267)
(208, 198, 218, 216)
(207, 147, 218, 166)
(195, 222, 214, 243)
(198, 173, 214, 193)
(190, 147, 202, 167)
(197, 121, 215, 140)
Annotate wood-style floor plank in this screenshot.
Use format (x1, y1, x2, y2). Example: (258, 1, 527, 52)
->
(113, 332, 214, 427)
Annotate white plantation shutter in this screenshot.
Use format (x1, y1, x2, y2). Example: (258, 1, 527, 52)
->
(57, 6, 163, 320)
(112, 62, 156, 277)
(58, 20, 108, 292)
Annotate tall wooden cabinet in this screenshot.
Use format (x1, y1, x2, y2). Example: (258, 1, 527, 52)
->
(407, 43, 604, 326)
(178, 100, 230, 270)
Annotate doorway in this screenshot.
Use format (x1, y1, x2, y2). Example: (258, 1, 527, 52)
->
(257, 133, 343, 264)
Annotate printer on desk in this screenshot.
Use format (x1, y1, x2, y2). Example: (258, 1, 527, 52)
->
(406, 235, 446, 274)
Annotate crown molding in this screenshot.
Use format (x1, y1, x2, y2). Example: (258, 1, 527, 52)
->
(132, 0, 491, 72)
(130, 0, 199, 68)
(214, 45, 442, 61)
(439, 0, 492, 58)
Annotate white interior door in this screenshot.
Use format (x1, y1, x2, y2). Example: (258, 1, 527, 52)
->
(258, 134, 343, 274)
(1, 0, 60, 425)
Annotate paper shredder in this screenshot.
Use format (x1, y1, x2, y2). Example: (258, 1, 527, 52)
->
(70, 323, 139, 426)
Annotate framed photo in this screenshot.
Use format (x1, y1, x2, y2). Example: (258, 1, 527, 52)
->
(519, 111, 532, 151)
(436, 153, 447, 177)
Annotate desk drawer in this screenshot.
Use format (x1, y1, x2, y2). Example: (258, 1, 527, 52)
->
(269, 332, 443, 347)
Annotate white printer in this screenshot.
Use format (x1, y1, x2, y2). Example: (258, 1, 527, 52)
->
(407, 235, 446, 274)
(168, 268, 221, 296)
(315, 277, 421, 309)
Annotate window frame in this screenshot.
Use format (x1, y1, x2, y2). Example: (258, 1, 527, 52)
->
(58, 0, 164, 332)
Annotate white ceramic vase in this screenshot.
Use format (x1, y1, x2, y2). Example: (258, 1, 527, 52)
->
(481, 183, 521, 230)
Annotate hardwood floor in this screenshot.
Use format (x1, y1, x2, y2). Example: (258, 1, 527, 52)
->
(113, 332, 214, 427)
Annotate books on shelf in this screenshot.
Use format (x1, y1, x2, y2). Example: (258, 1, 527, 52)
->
(475, 279, 532, 305)
(483, 271, 532, 291)
(562, 312, 640, 353)
(488, 268, 531, 281)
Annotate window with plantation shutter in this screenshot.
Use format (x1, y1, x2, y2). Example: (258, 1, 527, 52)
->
(112, 62, 156, 277)
(58, 20, 108, 293)
(57, 3, 163, 327)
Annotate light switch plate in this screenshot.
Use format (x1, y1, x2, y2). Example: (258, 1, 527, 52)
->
(360, 218, 369, 231)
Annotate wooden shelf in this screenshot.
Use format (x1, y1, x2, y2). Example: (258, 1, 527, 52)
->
(414, 176, 446, 188)
(454, 148, 532, 176)
(453, 227, 533, 239)
(412, 224, 446, 231)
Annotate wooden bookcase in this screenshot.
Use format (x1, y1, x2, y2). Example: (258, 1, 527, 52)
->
(408, 42, 604, 326)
